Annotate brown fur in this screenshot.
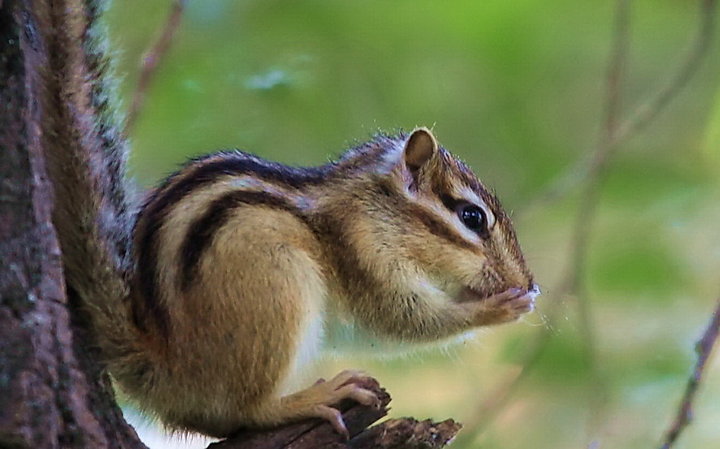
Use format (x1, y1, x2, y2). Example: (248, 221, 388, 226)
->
(114, 128, 535, 436)
(40, 0, 535, 437)
(37, 0, 142, 370)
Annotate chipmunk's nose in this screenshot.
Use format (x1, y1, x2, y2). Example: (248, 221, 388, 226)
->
(528, 283, 541, 300)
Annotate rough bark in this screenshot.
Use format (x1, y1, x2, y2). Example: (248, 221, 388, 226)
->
(0, 1, 146, 448)
(209, 380, 461, 449)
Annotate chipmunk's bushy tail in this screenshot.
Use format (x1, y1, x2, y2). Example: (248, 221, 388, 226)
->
(40, 0, 140, 363)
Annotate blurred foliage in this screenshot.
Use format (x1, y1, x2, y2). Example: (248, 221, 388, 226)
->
(104, 0, 720, 448)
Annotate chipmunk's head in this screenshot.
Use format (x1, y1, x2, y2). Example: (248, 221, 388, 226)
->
(391, 128, 535, 303)
(338, 128, 536, 313)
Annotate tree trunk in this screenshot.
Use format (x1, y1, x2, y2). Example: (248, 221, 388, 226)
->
(0, 1, 146, 447)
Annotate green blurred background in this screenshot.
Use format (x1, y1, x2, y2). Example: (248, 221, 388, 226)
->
(105, 0, 720, 448)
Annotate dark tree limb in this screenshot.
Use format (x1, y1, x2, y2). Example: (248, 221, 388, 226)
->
(658, 298, 720, 449)
(0, 0, 147, 447)
(208, 379, 461, 449)
(346, 418, 461, 449)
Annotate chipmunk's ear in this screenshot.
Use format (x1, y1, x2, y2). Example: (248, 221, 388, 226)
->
(403, 127, 438, 174)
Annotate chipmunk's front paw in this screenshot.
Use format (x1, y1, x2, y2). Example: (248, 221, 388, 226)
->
(282, 370, 380, 437)
(462, 285, 539, 326)
(488, 287, 535, 315)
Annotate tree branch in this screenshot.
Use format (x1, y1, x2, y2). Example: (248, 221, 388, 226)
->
(207, 378, 461, 449)
(658, 297, 720, 449)
(521, 0, 717, 217)
(125, 0, 187, 134)
(614, 0, 716, 143)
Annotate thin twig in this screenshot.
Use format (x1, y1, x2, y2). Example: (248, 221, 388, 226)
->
(601, 0, 631, 146)
(614, 0, 716, 144)
(539, 0, 717, 434)
(566, 0, 631, 380)
(658, 298, 720, 449)
(125, 0, 187, 134)
(520, 0, 717, 218)
(560, 0, 633, 417)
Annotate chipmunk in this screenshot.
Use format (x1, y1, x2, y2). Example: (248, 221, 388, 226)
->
(42, 1, 538, 440)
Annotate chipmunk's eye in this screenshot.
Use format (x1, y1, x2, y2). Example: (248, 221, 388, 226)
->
(458, 204, 488, 234)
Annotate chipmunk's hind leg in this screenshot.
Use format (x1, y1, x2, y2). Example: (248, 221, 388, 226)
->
(153, 205, 337, 437)
(252, 370, 381, 437)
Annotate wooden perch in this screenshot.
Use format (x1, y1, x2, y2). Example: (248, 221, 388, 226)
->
(208, 378, 461, 449)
